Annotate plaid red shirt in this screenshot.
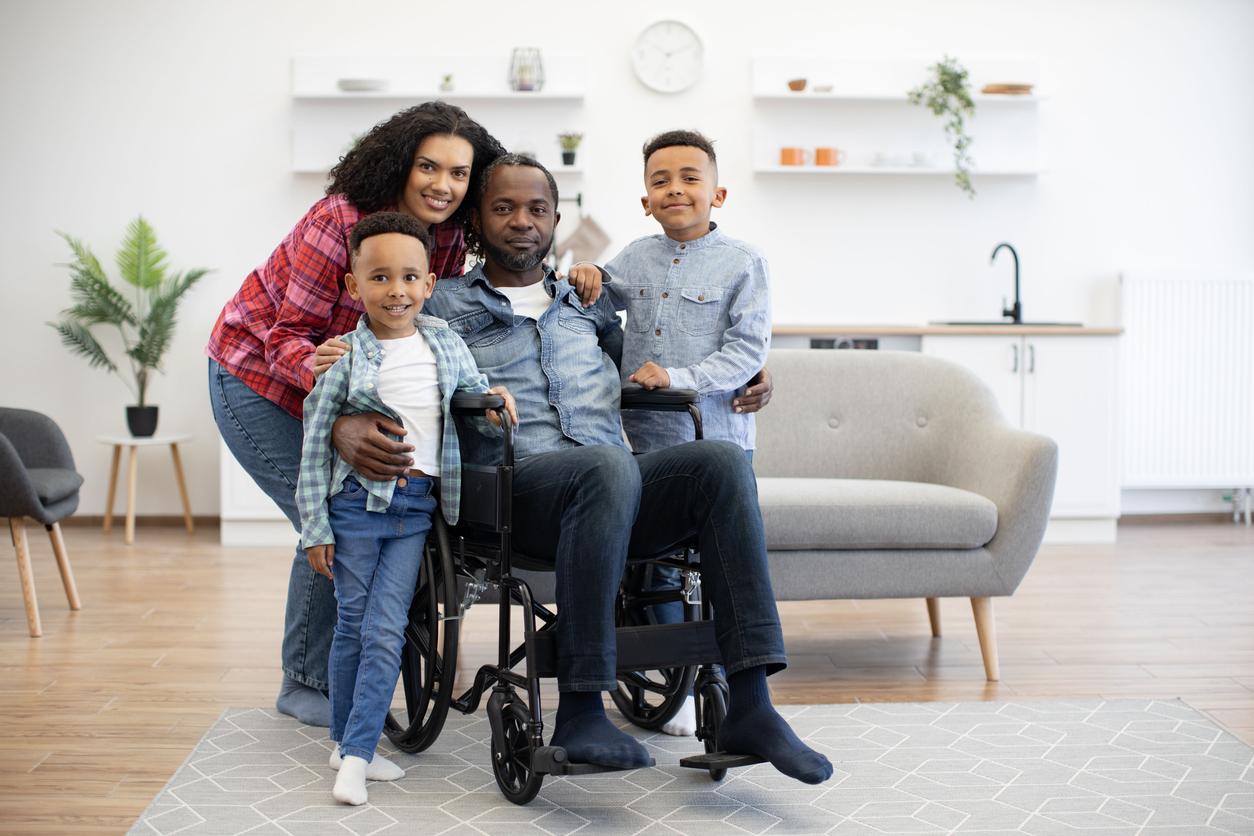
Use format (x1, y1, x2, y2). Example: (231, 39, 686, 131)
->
(206, 194, 467, 418)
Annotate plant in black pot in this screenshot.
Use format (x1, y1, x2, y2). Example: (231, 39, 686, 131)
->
(558, 131, 583, 166)
(48, 217, 208, 437)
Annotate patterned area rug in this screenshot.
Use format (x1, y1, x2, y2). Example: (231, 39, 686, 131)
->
(130, 699, 1254, 835)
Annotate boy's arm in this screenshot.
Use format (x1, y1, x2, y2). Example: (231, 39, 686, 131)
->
(665, 255, 772, 397)
(295, 355, 352, 548)
(593, 294, 625, 369)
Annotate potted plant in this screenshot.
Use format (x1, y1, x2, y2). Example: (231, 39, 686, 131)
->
(48, 216, 208, 437)
(558, 131, 583, 166)
(908, 56, 977, 198)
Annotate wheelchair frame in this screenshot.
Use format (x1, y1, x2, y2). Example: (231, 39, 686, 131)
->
(383, 387, 763, 804)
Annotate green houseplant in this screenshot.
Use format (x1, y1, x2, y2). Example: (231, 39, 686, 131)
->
(558, 131, 583, 166)
(48, 216, 208, 436)
(908, 56, 977, 198)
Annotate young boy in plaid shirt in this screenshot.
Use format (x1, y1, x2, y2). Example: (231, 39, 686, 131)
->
(296, 212, 515, 805)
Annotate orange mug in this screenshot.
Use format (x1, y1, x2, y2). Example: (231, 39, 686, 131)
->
(779, 147, 808, 166)
(815, 147, 846, 166)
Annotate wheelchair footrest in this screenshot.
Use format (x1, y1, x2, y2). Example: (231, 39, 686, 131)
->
(679, 752, 766, 771)
(533, 745, 656, 775)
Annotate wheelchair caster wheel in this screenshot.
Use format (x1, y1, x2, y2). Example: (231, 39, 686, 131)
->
(488, 697, 544, 805)
(698, 683, 728, 781)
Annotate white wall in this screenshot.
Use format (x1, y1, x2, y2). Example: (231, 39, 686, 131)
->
(2, 0, 1252, 516)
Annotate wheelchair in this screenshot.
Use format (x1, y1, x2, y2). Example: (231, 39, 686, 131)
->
(381, 386, 764, 804)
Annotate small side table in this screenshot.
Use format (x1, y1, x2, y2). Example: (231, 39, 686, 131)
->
(98, 434, 194, 545)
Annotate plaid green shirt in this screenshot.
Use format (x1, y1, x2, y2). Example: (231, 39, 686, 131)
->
(296, 313, 489, 548)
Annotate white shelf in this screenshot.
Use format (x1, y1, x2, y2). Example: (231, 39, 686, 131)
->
(295, 90, 583, 102)
(754, 93, 1042, 104)
(755, 165, 1039, 176)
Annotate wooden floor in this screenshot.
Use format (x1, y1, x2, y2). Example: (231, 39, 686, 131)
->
(2, 521, 1252, 833)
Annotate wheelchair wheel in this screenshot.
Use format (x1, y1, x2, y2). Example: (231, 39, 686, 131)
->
(384, 516, 459, 753)
(698, 682, 729, 782)
(489, 698, 544, 805)
(611, 564, 698, 729)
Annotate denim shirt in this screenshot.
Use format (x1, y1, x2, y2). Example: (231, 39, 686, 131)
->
(295, 313, 489, 547)
(603, 224, 771, 453)
(424, 265, 627, 461)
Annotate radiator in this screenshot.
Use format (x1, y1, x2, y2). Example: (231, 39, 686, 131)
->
(1121, 273, 1254, 488)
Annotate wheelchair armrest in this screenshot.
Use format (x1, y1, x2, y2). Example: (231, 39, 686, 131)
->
(620, 385, 699, 411)
(451, 392, 506, 414)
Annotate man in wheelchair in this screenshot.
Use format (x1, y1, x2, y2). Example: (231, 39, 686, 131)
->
(331, 155, 832, 786)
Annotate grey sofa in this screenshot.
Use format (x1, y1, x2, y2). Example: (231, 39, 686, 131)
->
(753, 349, 1058, 680)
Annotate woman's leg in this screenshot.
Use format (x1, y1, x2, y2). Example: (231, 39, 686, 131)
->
(208, 359, 335, 725)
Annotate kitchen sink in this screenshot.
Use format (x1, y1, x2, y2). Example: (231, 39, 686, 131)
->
(929, 320, 1083, 327)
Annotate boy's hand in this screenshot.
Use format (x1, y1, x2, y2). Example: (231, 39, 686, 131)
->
(313, 336, 351, 377)
(629, 362, 670, 390)
(307, 544, 335, 581)
(567, 262, 603, 306)
(485, 385, 519, 428)
(332, 413, 414, 480)
(733, 367, 773, 414)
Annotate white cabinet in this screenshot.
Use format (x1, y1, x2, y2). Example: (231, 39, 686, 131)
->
(219, 440, 298, 547)
(921, 335, 1120, 539)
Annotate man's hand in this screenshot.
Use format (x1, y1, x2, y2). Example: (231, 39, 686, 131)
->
(733, 367, 773, 414)
(307, 544, 335, 581)
(313, 336, 351, 377)
(629, 361, 670, 390)
(331, 413, 414, 481)
(485, 385, 519, 428)
(566, 262, 603, 306)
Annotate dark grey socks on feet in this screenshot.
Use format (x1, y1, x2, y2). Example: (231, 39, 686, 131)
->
(719, 667, 834, 785)
(276, 675, 331, 727)
(551, 691, 655, 769)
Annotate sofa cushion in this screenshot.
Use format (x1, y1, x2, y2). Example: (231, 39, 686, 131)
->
(26, 468, 84, 505)
(757, 477, 997, 550)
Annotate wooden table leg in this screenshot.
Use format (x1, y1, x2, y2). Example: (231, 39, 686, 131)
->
(10, 518, 41, 637)
(169, 443, 194, 534)
(47, 522, 81, 611)
(125, 445, 138, 546)
(102, 445, 121, 534)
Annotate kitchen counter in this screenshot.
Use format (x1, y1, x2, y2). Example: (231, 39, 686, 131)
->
(773, 324, 1123, 337)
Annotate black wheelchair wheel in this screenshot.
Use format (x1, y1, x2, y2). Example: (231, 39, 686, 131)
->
(490, 699, 544, 805)
(611, 564, 699, 729)
(698, 682, 729, 782)
(384, 515, 459, 753)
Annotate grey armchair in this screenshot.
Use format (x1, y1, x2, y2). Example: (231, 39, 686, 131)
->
(0, 408, 84, 636)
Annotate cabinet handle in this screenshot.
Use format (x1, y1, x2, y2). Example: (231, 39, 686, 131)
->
(1011, 344, 1019, 373)
(1028, 343, 1036, 374)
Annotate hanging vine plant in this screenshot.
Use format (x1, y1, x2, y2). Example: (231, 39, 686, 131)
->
(908, 56, 976, 198)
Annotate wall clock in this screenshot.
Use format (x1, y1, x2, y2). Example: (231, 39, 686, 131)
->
(631, 20, 703, 93)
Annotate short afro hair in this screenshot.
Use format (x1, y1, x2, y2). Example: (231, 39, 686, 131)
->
(349, 212, 433, 268)
(467, 154, 560, 259)
(642, 129, 717, 171)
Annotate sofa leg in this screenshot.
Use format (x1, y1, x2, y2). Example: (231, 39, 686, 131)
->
(926, 598, 942, 637)
(46, 523, 81, 611)
(970, 596, 1000, 681)
(10, 518, 42, 637)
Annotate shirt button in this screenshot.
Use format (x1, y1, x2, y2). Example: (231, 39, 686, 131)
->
(672, 258, 680, 265)
(639, 288, 645, 296)
(698, 294, 705, 301)
(661, 291, 669, 299)
(655, 328, 662, 336)
(679, 244, 687, 249)
(828, 417, 840, 429)
(397, 477, 408, 488)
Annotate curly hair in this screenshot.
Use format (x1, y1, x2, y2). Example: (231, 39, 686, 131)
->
(465, 154, 560, 261)
(348, 211, 433, 268)
(642, 129, 718, 173)
(326, 101, 506, 232)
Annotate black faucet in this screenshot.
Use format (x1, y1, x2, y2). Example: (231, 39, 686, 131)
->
(992, 242, 1021, 324)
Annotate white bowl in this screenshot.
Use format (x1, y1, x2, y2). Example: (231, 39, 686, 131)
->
(336, 78, 388, 93)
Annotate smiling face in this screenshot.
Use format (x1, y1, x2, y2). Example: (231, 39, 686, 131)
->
(397, 133, 475, 225)
(474, 164, 560, 285)
(344, 232, 436, 340)
(641, 144, 727, 242)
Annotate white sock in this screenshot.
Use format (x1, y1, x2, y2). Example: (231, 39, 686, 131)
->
(661, 695, 697, 737)
(332, 755, 368, 805)
(329, 748, 405, 781)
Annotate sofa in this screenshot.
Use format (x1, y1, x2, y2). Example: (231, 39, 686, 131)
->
(752, 348, 1059, 680)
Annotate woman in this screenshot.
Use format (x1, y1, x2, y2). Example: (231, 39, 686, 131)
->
(207, 101, 505, 726)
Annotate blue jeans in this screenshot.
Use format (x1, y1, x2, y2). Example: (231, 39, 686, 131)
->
(208, 359, 336, 691)
(327, 476, 435, 760)
(510, 441, 784, 691)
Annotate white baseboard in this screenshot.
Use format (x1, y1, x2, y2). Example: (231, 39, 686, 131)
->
(1043, 517, 1118, 544)
(1120, 488, 1238, 515)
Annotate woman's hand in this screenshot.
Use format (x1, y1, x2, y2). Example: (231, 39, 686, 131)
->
(733, 367, 773, 413)
(566, 263, 603, 306)
(307, 544, 335, 581)
(331, 413, 414, 481)
(485, 386, 519, 428)
(313, 336, 351, 377)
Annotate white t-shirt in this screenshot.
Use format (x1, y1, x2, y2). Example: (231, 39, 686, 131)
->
(496, 281, 552, 321)
(376, 331, 442, 476)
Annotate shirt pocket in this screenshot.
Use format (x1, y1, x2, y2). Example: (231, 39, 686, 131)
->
(678, 288, 725, 336)
(621, 285, 659, 333)
(557, 297, 599, 335)
(449, 310, 508, 347)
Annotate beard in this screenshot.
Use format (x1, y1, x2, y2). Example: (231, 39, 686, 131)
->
(482, 233, 553, 273)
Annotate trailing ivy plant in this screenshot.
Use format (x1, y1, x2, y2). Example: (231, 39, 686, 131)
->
(48, 217, 208, 406)
(908, 56, 976, 198)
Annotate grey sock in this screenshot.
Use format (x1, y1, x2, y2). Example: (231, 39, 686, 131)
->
(276, 675, 330, 727)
